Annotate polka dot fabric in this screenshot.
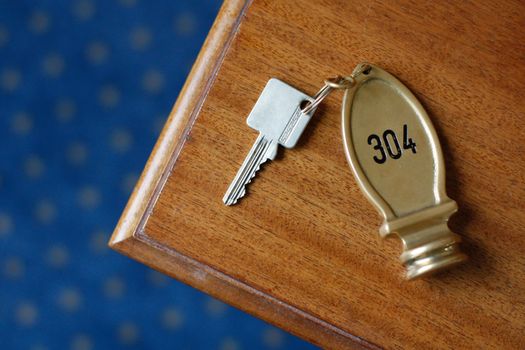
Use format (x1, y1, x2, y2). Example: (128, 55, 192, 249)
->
(0, 1, 318, 349)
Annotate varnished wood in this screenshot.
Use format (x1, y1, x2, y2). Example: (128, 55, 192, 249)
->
(110, 0, 525, 348)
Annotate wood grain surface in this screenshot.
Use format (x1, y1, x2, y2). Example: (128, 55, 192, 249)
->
(109, 0, 525, 348)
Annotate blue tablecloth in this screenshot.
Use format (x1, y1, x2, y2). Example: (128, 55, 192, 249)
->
(0, 1, 316, 348)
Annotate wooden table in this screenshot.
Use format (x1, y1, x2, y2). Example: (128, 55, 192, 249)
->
(109, 1, 525, 348)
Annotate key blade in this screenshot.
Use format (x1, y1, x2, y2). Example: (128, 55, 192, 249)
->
(223, 135, 277, 206)
(223, 78, 315, 205)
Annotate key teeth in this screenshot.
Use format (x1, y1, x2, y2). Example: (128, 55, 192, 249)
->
(223, 137, 276, 206)
(238, 188, 246, 200)
(224, 159, 267, 206)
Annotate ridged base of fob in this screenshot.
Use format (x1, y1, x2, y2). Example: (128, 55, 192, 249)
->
(401, 232, 467, 280)
(379, 201, 468, 280)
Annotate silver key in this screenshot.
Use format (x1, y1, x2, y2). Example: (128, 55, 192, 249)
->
(223, 78, 316, 205)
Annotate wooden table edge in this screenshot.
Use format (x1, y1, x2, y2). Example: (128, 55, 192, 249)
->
(109, 1, 380, 348)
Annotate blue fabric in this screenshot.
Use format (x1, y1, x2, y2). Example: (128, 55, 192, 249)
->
(0, 1, 317, 349)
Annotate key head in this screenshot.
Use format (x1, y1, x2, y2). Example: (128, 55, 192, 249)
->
(247, 78, 315, 148)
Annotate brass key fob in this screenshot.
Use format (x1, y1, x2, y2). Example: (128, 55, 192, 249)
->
(341, 63, 467, 279)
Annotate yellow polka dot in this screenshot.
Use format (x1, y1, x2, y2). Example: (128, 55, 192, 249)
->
(104, 277, 125, 298)
(90, 230, 108, 254)
(55, 98, 76, 122)
(15, 302, 38, 327)
(262, 328, 284, 348)
(174, 13, 197, 36)
(77, 186, 101, 210)
(0, 25, 9, 47)
(0, 212, 13, 237)
(72, 0, 96, 21)
(205, 297, 227, 317)
(98, 85, 120, 108)
(66, 142, 88, 165)
(24, 155, 45, 178)
(117, 322, 140, 345)
(35, 199, 56, 224)
(1, 68, 21, 92)
(121, 173, 138, 194)
(11, 112, 32, 135)
(110, 129, 133, 153)
(45, 244, 69, 268)
(70, 334, 92, 350)
(3, 257, 25, 279)
(129, 26, 151, 51)
(42, 53, 65, 78)
(85, 41, 109, 65)
(57, 287, 82, 312)
(220, 337, 240, 350)
(148, 270, 169, 287)
(28, 11, 50, 34)
(161, 307, 184, 330)
(142, 69, 164, 94)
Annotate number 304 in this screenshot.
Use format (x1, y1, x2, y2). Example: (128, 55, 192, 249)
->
(367, 124, 416, 164)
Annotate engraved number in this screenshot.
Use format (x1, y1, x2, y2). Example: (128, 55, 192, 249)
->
(383, 130, 402, 159)
(367, 134, 387, 164)
(368, 124, 417, 164)
(402, 124, 417, 153)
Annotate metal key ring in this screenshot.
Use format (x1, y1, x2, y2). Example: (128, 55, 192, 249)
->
(301, 76, 348, 114)
(301, 83, 332, 114)
(301, 64, 372, 115)
(324, 76, 355, 90)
